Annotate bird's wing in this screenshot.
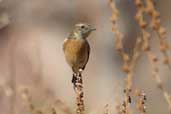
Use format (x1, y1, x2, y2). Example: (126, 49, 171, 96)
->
(82, 41, 90, 70)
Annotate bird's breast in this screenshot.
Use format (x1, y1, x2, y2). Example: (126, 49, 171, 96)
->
(63, 39, 85, 55)
(63, 38, 89, 67)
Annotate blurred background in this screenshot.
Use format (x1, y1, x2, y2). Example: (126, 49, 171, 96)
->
(0, 0, 171, 114)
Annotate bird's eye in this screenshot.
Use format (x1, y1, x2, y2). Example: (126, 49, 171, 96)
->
(81, 25, 85, 29)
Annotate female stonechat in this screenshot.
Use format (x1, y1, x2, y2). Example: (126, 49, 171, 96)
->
(63, 23, 96, 89)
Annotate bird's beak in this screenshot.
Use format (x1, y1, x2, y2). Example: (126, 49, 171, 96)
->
(90, 27, 96, 31)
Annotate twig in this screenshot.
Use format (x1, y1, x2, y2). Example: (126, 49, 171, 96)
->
(134, 0, 171, 113)
(75, 73, 84, 114)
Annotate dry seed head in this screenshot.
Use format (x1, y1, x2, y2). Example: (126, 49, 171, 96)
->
(163, 58, 170, 64)
(35, 110, 43, 114)
(135, 0, 142, 6)
(51, 108, 56, 114)
(122, 64, 130, 73)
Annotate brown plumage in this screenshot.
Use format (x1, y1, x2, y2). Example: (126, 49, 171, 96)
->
(63, 38, 90, 73)
(63, 23, 95, 88)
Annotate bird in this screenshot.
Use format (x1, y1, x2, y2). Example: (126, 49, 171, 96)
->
(63, 23, 96, 89)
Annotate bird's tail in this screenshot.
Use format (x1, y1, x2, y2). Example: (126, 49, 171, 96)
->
(72, 73, 77, 90)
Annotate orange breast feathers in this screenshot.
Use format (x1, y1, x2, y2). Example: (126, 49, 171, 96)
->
(63, 38, 90, 72)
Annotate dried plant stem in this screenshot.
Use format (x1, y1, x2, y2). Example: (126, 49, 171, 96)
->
(109, 1, 144, 114)
(134, 0, 171, 113)
(75, 73, 84, 114)
(19, 87, 35, 113)
(108, 0, 130, 74)
(54, 99, 72, 114)
(135, 90, 147, 114)
(108, 1, 130, 113)
(126, 38, 143, 90)
(145, 0, 170, 68)
(8, 38, 17, 114)
(147, 52, 171, 114)
(104, 104, 109, 114)
(122, 38, 143, 114)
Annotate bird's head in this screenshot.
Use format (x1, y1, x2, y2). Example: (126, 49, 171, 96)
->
(72, 23, 96, 39)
